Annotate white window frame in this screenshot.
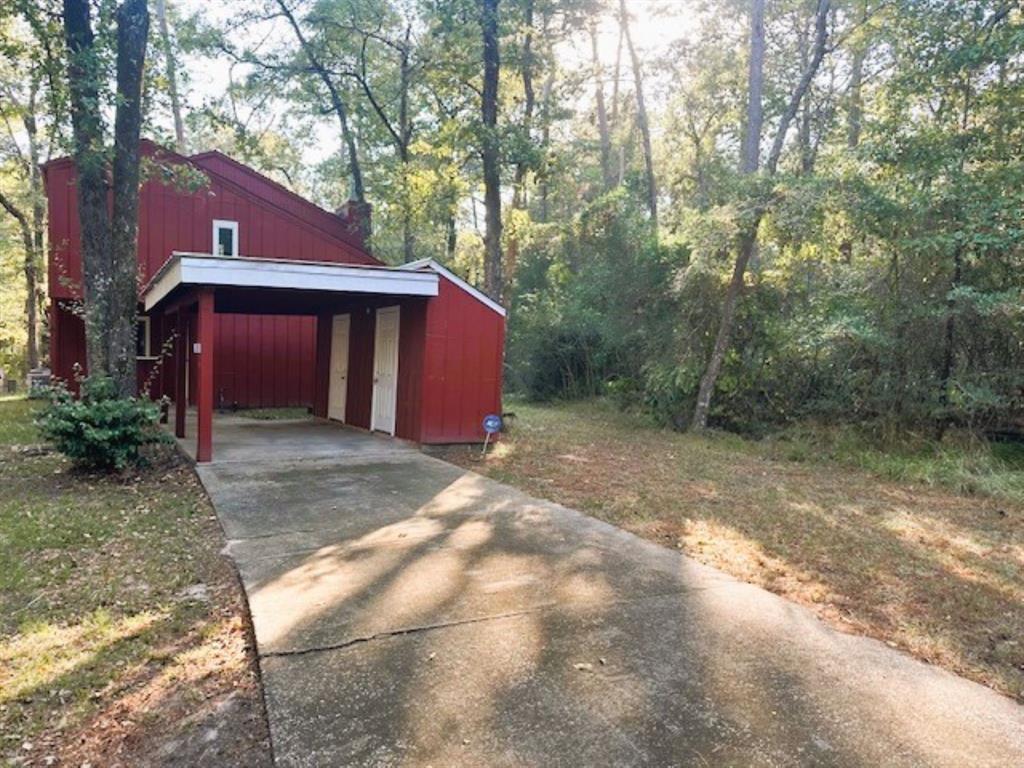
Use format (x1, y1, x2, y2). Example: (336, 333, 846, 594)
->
(212, 219, 239, 257)
(136, 316, 155, 359)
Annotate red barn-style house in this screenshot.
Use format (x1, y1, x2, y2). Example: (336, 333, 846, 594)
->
(45, 141, 505, 462)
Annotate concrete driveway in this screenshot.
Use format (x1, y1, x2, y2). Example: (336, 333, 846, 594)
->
(192, 416, 1024, 767)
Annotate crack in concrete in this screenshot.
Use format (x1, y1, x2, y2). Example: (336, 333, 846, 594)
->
(260, 604, 558, 659)
(258, 584, 740, 660)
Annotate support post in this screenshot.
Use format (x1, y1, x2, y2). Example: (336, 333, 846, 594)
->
(174, 308, 187, 438)
(195, 289, 214, 462)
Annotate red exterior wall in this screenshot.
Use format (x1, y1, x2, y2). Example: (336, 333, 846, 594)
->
(345, 307, 376, 430)
(214, 315, 316, 408)
(395, 300, 428, 442)
(49, 302, 85, 387)
(418, 277, 505, 443)
(45, 146, 375, 301)
(44, 143, 377, 407)
(44, 144, 506, 438)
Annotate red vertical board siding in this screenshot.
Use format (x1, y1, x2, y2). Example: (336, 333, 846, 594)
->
(45, 144, 373, 407)
(155, 313, 315, 411)
(312, 313, 331, 418)
(51, 305, 86, 386)
(420, 277, 504, 443)
(345, 307, 375, 430)
(395, 300, 427, 442)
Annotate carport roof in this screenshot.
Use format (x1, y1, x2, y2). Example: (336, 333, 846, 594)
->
(143, 252, 439, 312)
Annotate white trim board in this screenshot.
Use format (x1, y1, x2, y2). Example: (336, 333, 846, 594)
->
(143, 253, 439, 312)
(399, 258, 506, 317)
(212, 219, 239, 256)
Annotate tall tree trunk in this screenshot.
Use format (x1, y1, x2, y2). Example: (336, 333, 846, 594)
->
(839, 42, 865, 262)
(26, 90, 46, 369)
(110, 0, 149, 396)
(445, 212, 457, 260)
(846, 45, 864, 149)
(797, 23, 814, 174)
(0, 81, 45, 371)
(0, 192, 41, 370)
(537, 73, 554, 222)
(739, 0, 766, 177)
(507, 0, 534, 282)
(936, 83, 973, 440)
(590, 20, 613, 190)
(155, 0, 185, 152)
(513, 0, 535, 206)
(936, 243, 962, 440)
(64, 0, 115, 380)
(618, 0, 656, 225)
(480, 0, 503, 300)
(692, 0, 832, 431)
(398, 26, 414, 262)
(536, 16, 554, 223)
(611, 22, 622, 130)
(64, 0, 149, 396)
(691, 0, 766, 431)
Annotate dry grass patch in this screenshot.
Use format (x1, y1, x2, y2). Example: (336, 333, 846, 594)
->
(435, 399, 1024, 701)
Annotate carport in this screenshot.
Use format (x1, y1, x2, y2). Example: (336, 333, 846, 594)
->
(142, 252, 505, 462)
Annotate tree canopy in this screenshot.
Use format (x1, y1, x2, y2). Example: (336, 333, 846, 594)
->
(0, 0, 1021, 435)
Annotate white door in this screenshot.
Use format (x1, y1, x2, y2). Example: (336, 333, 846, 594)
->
(371, 306, 400, 435)
(328, 314, 350, 422)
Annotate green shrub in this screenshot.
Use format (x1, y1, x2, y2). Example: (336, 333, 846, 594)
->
(35, 376, 169, 471)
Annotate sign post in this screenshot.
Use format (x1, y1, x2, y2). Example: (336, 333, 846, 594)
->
(481, 413, 503, 458)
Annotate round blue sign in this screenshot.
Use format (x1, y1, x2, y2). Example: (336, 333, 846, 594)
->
(482, 414, 503, 434)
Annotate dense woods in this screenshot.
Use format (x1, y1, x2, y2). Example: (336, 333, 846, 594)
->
(1, 0, 1022, 437)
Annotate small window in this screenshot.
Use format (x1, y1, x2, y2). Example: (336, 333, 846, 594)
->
(212, 219, 239, 257)
(136, 316, 152, 358)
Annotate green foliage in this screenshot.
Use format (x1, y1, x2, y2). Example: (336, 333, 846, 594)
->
(507, 0, 1024, 437)
(507, 191, 683, 401)
(765, 422, 1024, 501)
(35, 376, 169, 471)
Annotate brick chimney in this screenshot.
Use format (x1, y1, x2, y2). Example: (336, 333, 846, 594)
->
(336, 200, 372, 246)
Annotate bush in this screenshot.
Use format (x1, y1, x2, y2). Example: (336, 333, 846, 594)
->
(35, 376, 169, 471)
(506, 191, 683, 402)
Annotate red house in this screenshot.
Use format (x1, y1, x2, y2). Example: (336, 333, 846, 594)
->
(45, 142, 505, 461)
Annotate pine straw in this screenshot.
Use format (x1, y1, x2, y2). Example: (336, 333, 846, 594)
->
(1, 398, 271, 767)
(435, 400, 1024, 701)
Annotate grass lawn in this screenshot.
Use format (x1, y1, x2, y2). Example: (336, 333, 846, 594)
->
(435, 399, 1024, 701)
(0, 398, 270, 767)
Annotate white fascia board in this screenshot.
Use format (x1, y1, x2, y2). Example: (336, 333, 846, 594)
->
(397, 259, 507, 317)
(143, 253, 438, 312)
(144, 257, 184, 311)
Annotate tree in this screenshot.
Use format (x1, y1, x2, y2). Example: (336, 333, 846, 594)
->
(63, 0, 149, 396)
(275, 0, 366, 206)
(309, 1, 420, 259)
(154, 0, 185, 151)
(480, 0, 503, 299)
(0, 77, 46, 371)
(618, 0, 655, 225)
(691, 0, 831, 431)
(589, 18, 612, 191)
(0, 5, 63, 373)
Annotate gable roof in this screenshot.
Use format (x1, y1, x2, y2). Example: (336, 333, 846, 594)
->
(188, 150, 375, 261)
(43, 140, 380, 267)
(399, 259, 506, 317)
